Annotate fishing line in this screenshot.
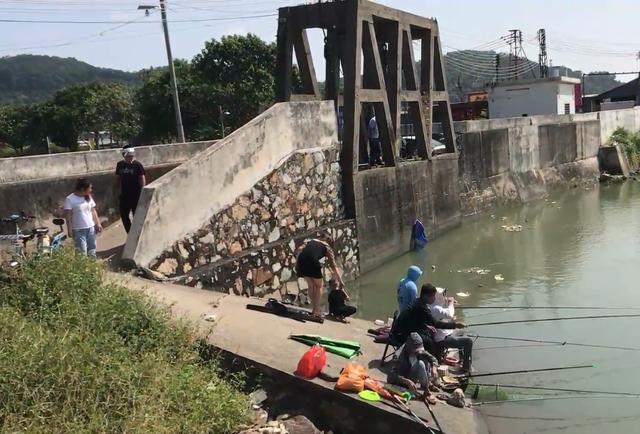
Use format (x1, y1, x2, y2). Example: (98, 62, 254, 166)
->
(472, 395, 639, 406)
(460, 306, 640, 310)
(471, 383, 640, 397)
(469, 335, 640, 351)
(468, 364, 593, 378)
(468, 313, 640, 327)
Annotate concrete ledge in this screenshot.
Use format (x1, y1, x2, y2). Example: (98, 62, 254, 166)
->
(123, 101, 339, 268)
(0, 141, 214, 184)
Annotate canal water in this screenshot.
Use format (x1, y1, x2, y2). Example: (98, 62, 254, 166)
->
(348, 181, 640, 434)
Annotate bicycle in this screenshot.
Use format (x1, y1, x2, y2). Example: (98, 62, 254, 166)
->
(32, 218, 68, 255)
(0, 212, 36, 267)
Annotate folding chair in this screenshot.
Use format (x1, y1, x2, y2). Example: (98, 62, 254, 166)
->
(380, 311, 401, 365)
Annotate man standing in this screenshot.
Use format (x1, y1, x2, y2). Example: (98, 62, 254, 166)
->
(115, 147, 145, 233)
(427, 285, 474, 373)
(368, 115, 382, 166)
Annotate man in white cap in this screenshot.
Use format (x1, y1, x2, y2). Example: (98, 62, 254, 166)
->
(115, 146, 145, 233)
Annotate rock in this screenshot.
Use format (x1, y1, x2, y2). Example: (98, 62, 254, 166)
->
(270, 173, 280, 185)
(316, 208, 325, 218)
(298, 202, 309, 214)
(232, 204, 250, 220)
(281, 268, 292, 281)
(315, 163, 325, 175)
(305, 176, 312, 185)
(272, 275, 280, 289)
(238, 195, 252, 207)
(176, 243, 189, 259)
(252, 408, 269, 426)
(139, 266, 168, 282)
(229, 241, 243, 255)
(252, 188, 263, 201)
(256, 237, 265, 246)
(282, 174, 292, 185)
(296, 185, 309, 201)
(282, 415, 322, 434)
(298, 278, 308, 290)
(289, 240, 296, 252)
(251, 224, 260, 236)
(285, 281, 298, 294)
(302, 154, 315, 175)
(330, 162, 341, 173)
(199, 233, 215, 245)
(156, 258, 178, 275)
(253, 268, 273, 286)
(260, 207, 272, 222)
(272, 262, 282, 273)
(268, 227, 281, 243)
(183, 263, 192, 273)
(313, 152, 325, 164)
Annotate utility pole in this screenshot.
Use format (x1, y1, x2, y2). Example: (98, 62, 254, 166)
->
(636, 52, 640, 106)
(507, 30, 523, 80)
(160, 0, 185, 143)
(139, 2, 185, 143)
(537, 29, 548, 78)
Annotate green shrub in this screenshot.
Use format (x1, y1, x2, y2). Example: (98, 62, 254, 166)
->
(0, 250, 251, 433)
(609, 127, 640, 168)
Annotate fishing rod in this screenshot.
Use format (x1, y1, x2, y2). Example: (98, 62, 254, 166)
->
(469, 334, 640, 351)
(468, 364, 593, 379)
(391, 396, 437, 434)
(459, 306, 640, 310)
(471, 383, 640, 397)
(468, 313, 640, 327)
(471, 395, 639, 406)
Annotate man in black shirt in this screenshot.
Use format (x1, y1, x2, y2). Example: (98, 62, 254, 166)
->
(391, 283, 465, 355)
(115, 147, 145, 233)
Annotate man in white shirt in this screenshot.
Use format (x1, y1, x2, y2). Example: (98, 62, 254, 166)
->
(425, 284, 474, 372)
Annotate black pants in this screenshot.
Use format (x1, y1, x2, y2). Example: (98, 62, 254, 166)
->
(330, 304, 357, 318)
(119, 195, 139, 233)
(369, 138, 382, 165)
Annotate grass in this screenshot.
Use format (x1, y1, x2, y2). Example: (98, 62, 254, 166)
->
(0, 250, 251, 433)
(609, 127, 640, 170)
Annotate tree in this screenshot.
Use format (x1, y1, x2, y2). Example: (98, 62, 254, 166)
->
(45, 82, 139, 149)
(0, 104, 48, 153)
(192, 34, 277, 131)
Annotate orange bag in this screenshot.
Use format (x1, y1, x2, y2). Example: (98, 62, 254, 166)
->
(335, 363, 368, 393)
(294, 345, 327, 379)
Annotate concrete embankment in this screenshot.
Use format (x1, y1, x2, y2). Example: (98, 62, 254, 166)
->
(112, 272, 488, 434)
(0, 141, 212, 228)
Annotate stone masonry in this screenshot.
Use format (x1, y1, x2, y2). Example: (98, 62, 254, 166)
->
(150, 147, 360, 297)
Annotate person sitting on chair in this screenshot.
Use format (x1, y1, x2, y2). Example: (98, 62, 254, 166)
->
(426, 284, 474, 373)
(397, 265, 423, 313)
(391, 283, 465, 357)
(387, 332, 439, 405)
(328, 278, 356, 323)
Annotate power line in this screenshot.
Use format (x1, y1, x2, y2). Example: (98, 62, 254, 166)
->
(0, 13, 277, 24)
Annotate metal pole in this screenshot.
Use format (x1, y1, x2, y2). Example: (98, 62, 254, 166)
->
(219, 105, 226, 138)
(160, 0, 185, 143)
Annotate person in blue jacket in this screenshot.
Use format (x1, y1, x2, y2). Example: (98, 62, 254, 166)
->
(397, 265, 423, 313)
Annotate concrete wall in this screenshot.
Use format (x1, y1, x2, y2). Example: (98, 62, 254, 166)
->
(458, 118, 602, 214)
(124, 101, 339, 268)
(0, 141, 212, 229)
(0, 141, 213, 184)
(353, 154, 461, 273)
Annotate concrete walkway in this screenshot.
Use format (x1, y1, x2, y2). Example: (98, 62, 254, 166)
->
(100, 224, 486, 433)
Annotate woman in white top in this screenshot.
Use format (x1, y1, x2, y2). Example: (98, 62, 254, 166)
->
(63, 178, 103, 257)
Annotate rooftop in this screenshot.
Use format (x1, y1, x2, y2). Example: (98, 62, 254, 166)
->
(492, 76, 581, 88)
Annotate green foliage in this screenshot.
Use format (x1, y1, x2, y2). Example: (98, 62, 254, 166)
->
(609, 127, 640, 168)
(0, 250, 251, 433)
(0, 54, 139, 105)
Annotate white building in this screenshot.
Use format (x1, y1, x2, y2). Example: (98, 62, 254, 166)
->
(488, 76, 581, 119)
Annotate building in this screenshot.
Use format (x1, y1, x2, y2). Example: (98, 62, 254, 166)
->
(451, 90, 488, 121)
(583, 77, 639, 112)
(488, 76, 581, 119)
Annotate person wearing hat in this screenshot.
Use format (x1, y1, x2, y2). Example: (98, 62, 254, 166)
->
(387, 332, 439, 405)
(115, 147, 145, 233)
(397, 265, 423, 313)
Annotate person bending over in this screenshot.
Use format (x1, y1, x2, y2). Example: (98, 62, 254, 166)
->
(294, 236, 345, 317)
(388, 332, 439, 405)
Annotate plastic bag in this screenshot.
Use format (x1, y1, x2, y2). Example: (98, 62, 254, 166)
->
(335, 362, 367, 393)
(295, 344, 327, 379)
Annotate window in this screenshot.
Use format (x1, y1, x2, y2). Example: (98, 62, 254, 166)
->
(564, 103, 570, 114)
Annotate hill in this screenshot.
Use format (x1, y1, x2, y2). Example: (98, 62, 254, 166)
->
(443, 50, 624, 103)
(0, 55, 140, 104)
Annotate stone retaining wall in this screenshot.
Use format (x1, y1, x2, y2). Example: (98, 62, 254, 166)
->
(148, 147, 359, 297)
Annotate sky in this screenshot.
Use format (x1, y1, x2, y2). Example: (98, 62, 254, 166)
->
(0, 0, 639, 81)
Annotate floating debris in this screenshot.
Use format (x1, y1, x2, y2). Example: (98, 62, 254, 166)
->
(500, 216, 508, 221)
(502, 224, 523, 232)
(494, 274, 505, 282)
(431, 265, 436, 270)
(458, 267, 491, 275)
(456, 292, 470, 297)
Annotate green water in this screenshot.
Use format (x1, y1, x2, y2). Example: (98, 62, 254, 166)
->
(348, 181, 640, 434)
